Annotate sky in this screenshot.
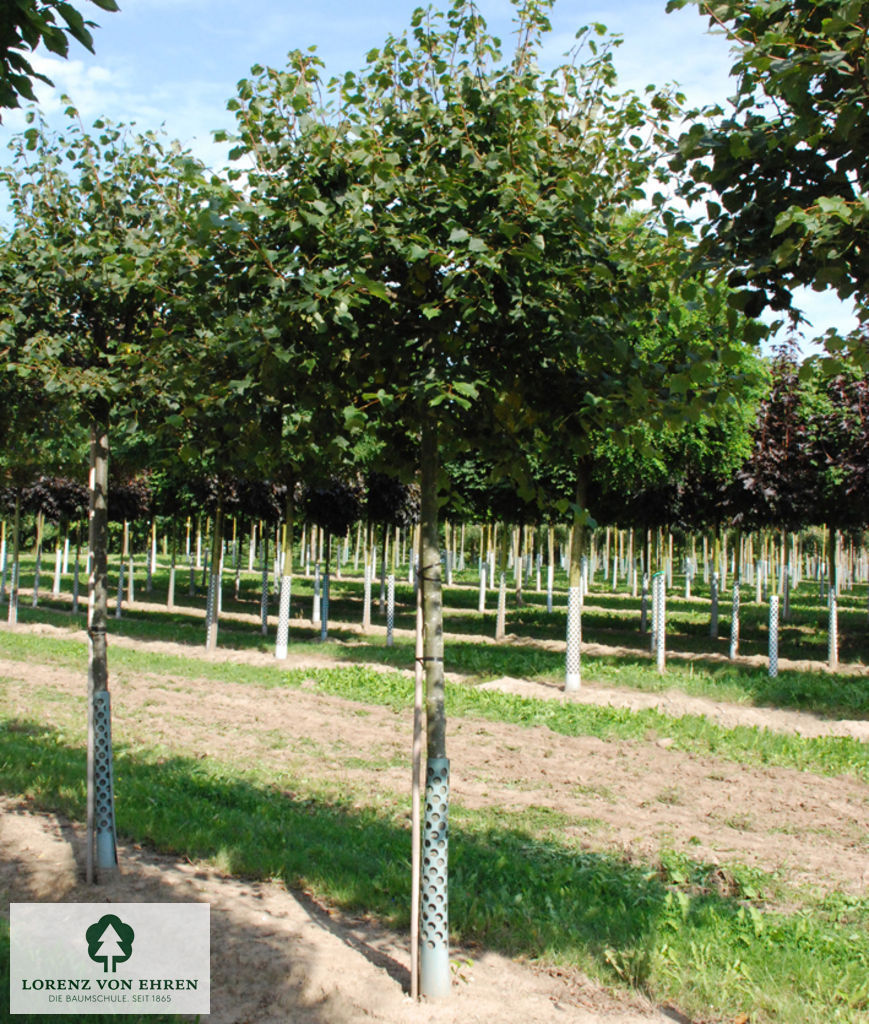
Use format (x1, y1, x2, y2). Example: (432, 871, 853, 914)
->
(1, 0, 860, 343)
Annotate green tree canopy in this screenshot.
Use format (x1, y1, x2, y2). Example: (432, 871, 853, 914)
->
(668, 0, 869, 344)
(0, 107, 211, 877)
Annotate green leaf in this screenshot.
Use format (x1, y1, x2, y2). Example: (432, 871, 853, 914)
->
(343, 404, 366, 429)
(354, 274, 389, 301)
(452, 381, 478, 400)
(57, 3, 95, 50)
(816, 196, 852, 221)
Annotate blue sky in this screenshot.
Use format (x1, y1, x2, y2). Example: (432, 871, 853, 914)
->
(1, 0, 859, 342)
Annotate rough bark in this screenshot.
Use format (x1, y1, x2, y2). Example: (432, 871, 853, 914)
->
(420, 411, 446, 761)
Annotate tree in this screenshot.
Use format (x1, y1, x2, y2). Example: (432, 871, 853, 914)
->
(1, 109, 210, 881)
(0, 0, 119, 116)
(668, 0, 869, 341)
(724, 344, 817, 533)
(222, 0, 762, 999)
(0, 283, 87, 621)
(811, 365, 869, 530)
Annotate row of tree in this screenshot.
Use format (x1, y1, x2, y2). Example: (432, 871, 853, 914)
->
(4, 341, 868, 545)
(2, 0, 867, 998)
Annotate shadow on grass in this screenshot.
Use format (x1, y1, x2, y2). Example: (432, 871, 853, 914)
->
(0, 720, 682, 986)
(5, 719, 866, 1022)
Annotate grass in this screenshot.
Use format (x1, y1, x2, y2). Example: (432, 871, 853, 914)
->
(0, 626, 866, 783)
(285, 665, 869, 783)
(4, 588, 869, 722)
(0, 627, 866, 782)
(0, 715, 867, 1024)
(7, 554, 867, 731)
(2, 560, 869, 1021)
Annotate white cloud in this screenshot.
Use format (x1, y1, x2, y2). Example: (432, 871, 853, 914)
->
(2, 53, 131, 125)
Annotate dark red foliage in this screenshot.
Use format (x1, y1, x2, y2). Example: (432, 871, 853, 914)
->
(365, 472, 420, 528)
(21, 475, 88, 523)
(302, 474, 365, 538)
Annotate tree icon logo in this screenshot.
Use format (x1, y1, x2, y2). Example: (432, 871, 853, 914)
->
(86, 914, 135, 973)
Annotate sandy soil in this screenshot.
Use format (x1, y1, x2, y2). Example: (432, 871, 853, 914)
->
(2, 619, 868, 1023)
(1, 794, 688, 1024)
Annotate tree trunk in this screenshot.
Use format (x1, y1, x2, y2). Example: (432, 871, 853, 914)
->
(126, 520, 135, 605)
(52, 518, 65, 596)
(418, 408, 449, 1000)
(630, 528, 637, 598)
(495, 522, 509, 641)
(275, 486, 294, 659)
(386, 524, 398, 647)
(0, 517, 6, 602)
(72, 521, 81, 615)
(320, 531, 331, 642)
(546, 524, 554, 613)
(205, 502, 223, 651)
(514, 525, 524, 607)
(380, 522, 388, 611)
(86, 404, 118, 881)
(146, 518, 156, 593)
(31, 511, 44, 607)
(167, 518, 177, 610)
(260, 531, 270, 636)
(827, 523, 838, 595)
(362, 522, 373, 631)
(7, 494, 21, 624)
(828, 523, 839, 670)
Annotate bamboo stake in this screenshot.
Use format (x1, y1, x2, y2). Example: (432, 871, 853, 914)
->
(410, 557, 424, 1001)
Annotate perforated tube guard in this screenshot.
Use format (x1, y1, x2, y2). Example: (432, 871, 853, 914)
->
(710, 572, 719, 637)
(769, 595, 779, 678)
(729, 585, 740, 659)
(320, 572, 330, 642)
(93, 691, 118, 873)
(420, 757, 450, 999)
(275, 575, 291, 659)
(565, 586, 581, 691)
(654, 572, 666, 673)
(828, 592, 838, 669)
(386, 574, 395, 647)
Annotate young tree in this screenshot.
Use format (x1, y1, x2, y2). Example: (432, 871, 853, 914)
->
(1, 108, 210, 881)
(302, 473, 365, 638)
(223, 0, 761, 997)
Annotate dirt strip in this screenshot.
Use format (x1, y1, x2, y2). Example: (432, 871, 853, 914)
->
(1, 795, 679, 1024)
(1, 639, 867, 897)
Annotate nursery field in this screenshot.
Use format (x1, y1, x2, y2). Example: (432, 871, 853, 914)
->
(1, 556, 868, 1024)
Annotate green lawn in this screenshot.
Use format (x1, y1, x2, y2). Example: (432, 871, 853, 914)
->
(1, 558, 868, 1022)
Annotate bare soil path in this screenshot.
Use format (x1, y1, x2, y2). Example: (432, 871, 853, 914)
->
(2, 619, 868, 1023)
(0, 796, 671, 1024)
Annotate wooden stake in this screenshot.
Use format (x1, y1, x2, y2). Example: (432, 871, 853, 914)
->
(410, 556, 424, 1000)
